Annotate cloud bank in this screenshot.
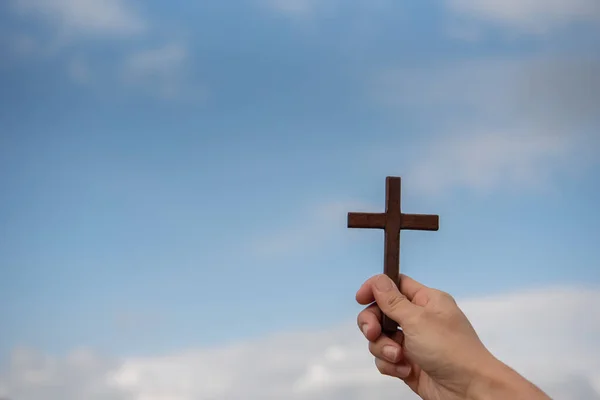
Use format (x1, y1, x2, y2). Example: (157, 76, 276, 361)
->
(2, 286, 599, 399)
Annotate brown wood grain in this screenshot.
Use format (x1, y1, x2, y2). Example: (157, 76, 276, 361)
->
(347, 213, 386, 229)
(382, 177, 402, 333)
(401, 214, 439, 231)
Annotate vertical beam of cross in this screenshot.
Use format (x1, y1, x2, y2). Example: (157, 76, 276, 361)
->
(348, 176, 439, 333)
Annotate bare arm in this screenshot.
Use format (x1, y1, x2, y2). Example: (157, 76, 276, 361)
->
(467, 357, 550, 400)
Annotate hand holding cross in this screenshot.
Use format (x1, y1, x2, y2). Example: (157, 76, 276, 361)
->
(348, 176, 439, 334)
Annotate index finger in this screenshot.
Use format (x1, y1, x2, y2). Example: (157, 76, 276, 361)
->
(357, 304, 383, 341)
(356, 274, 428, 305)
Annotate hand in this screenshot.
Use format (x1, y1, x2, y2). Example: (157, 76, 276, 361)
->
(356, 274, 549, 400)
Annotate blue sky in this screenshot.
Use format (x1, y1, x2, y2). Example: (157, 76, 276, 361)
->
(0, 0, 599, 391)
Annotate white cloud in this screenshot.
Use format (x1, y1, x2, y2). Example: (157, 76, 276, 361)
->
(12, 0, 146, 37)
(124, 44, 187, 77)
(1, 286, 599, 399)
(519, 58, 600, 130)
(372, 58, 528, 116)
(8, 0, 197, 100)
(1, 347, 127, 400)
(267, 0, 318, 16)
(407, 130, 572, 196)
(446, 0, 600, 34)
(8, 0, 189, 77)
(264, 0, 337, 17)
(122, 43, 191, 99)
(264, 0, 600, 32)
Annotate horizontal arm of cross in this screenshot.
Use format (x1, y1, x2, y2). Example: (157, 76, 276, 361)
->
(401, 214, 439, 231)
(347, 212, 386, 229)
(348, 212, 439, 230)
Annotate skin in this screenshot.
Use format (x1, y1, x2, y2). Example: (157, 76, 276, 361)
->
(356, 274, 551, 400)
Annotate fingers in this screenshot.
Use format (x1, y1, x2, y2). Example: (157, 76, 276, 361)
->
(358, 307, 405, 362)
(368, 330, 405, 363)
(356, 274, 427, 305)
(357, 304, 382, 342)
(356, 274, 422, 328)
(356, 275, 387, 305)
(371, 275, 421, 326)
(356, 288, 414, 382)
(375, 358, 412, 379)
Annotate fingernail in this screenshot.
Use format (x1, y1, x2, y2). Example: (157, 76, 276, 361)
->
(374, 275, 393, 291)
(361, 324, 369, 337)
(382, 346, 399, 362)
(396, 364, 411, 378)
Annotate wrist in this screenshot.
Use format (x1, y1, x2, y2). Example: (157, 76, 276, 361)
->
(466, 355, 550, 400)
(466, 357, 513, 400)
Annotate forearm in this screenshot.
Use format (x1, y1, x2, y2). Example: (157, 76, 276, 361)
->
(467, 356, 550, 400)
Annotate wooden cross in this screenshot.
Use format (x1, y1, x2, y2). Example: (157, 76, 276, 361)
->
(348, 176, 439, 333)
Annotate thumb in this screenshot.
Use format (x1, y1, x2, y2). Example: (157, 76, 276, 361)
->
(372, 275, 420, 326)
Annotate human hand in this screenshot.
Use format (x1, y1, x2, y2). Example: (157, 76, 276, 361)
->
(356, 274, 549, 400)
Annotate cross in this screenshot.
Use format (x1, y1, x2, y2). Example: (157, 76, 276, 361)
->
(348, 176, 439, 333)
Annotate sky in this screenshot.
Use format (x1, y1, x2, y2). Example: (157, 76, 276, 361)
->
(0, 0, 599, 399)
